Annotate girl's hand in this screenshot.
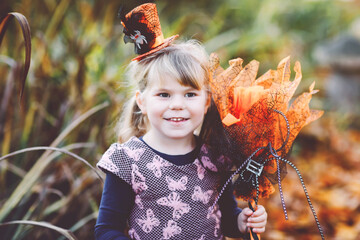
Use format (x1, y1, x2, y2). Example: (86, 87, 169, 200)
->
(237, 205, 267, 234)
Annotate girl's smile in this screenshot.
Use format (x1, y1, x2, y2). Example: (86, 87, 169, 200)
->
(164, 117, 189, 121)
(164, 117, 190, 124)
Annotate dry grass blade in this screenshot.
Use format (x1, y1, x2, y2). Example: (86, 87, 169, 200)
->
(57, 212, 98, 240)
(0, 101, 109, 222)
(0, 160, 26, 177)
(0, 220, 77, 240)
(50, 101, 109, 148)
(0, 146, 104, 183)
(0, 12, 31, 101)
(0, 56, 18, 142)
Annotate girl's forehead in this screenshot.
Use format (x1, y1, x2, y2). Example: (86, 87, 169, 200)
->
(148, 74, 203, 89)
(148, 74, 178, 86)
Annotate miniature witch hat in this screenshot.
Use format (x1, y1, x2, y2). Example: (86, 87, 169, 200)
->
(118, 2, 178, 61)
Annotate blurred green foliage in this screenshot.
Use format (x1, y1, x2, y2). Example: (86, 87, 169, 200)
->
(0, 0, 359, 239)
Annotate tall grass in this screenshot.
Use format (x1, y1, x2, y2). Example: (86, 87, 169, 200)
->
(0, 0, 359, 239)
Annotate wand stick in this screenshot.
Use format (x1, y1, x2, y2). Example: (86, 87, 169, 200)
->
(248, 199, 261, 240)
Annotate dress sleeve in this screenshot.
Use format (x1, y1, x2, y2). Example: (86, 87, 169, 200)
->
(97, 143, 132, 185)
(95, 173, 135, 240)
(219, 182, 246, 238)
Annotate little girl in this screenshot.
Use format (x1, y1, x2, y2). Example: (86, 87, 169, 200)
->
(95, 3, 267, 240)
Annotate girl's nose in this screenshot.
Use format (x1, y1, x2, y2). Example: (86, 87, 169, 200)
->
(169, 96, 185, 110)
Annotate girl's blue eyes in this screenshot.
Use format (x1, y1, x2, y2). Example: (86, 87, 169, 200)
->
(157, 93, 197, 97)
(185, 92, 197, 97)
(158, 93, 170, 98)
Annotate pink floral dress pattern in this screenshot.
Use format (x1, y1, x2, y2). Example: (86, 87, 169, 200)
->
(97, 137, 224, 239)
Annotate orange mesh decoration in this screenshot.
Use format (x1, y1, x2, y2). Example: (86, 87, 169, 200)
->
(209, 54, 323, 198)
(209, 54, 325, 239)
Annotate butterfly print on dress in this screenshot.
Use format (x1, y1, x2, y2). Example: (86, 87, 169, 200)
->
(207, 205, 222, 237)
(131, 164, 148, 193)
(123, 147, 145, 161)
(194, 159, 206, 180)
(162, 220, 182, 239)
(99, 146, 119, 172)
(135, 209, 160, 233)
(192, 186, 213, 204)
(197, 234, 206, 240)
(200, 144, 208, 154)
(201, 156, 218, 172)
(146, 155, 171, 178)
(217, 154, 231, 165)
(165, 176, 188, 191)
(128, 228, 141, 240)
(157, 192, 190, 220)
(135, 195, 144, 209)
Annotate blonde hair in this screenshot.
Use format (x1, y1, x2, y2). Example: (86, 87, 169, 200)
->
(117, 40, 209, 143)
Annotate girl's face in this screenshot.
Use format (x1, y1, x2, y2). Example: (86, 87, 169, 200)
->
(136, 74, 210, 144)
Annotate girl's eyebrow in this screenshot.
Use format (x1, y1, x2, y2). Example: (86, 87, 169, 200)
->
(153, 86, 198, 92)
(154, 87, 171, 92)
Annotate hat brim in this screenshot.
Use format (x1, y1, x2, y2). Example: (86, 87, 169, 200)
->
(132, 35, 179, 61)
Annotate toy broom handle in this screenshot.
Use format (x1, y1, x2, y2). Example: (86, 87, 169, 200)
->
(248, 200, 261, 240)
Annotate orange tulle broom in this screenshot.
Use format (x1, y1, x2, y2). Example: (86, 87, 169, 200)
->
(208, 54, 325, 239)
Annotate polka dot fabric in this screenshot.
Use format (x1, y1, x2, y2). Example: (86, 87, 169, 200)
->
(97, 137, 224, 240)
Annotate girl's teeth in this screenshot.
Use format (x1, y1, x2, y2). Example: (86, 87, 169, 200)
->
(171, 118, 183, 121)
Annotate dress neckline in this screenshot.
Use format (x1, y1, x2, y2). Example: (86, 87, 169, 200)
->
(138, 136, 200, 166)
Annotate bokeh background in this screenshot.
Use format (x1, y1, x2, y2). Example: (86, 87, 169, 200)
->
(1, 0, 360, 239)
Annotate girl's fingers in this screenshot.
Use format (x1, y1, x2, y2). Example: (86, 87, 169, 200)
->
(242, 207, 254, 217)
(243, 205, 267, 234)
(239, 205, 268, 234)
(247, 221, 267, 229)
(248, 213, 267, 223)
(251, 226, 266, 233)
(249, 205, 267, 222)
(252, 205, 266, 217)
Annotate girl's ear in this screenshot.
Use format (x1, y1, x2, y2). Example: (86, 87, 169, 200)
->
(135, 91, 147, 114)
